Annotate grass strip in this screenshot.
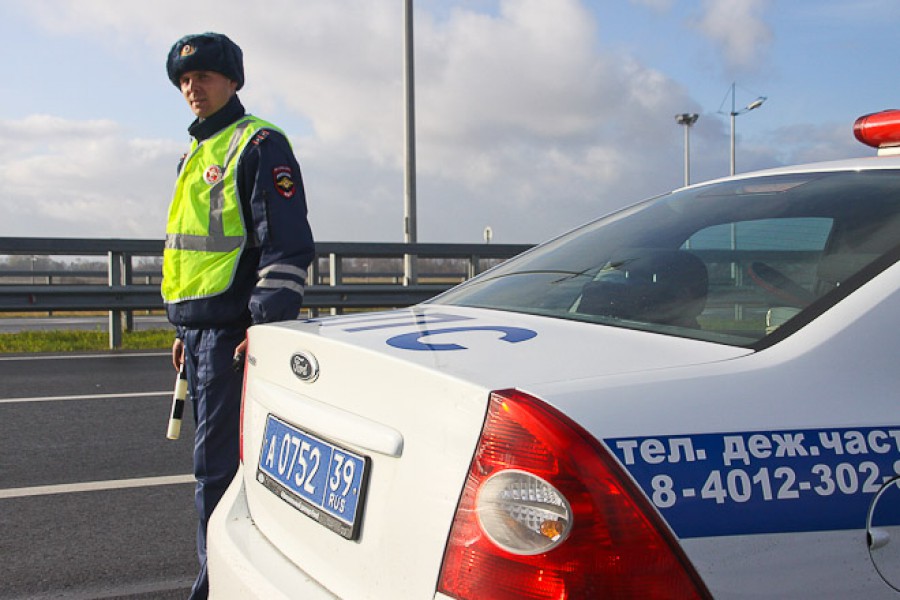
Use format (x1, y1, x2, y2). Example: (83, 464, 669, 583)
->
(0, 329, 173, 353)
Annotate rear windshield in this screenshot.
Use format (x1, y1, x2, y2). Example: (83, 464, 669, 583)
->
(431, 170, 900, 347)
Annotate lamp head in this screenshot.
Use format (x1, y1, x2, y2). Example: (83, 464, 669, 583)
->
(675, 113, 699, 126)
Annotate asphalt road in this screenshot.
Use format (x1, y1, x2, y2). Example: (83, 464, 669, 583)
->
(0, 351, 199, 599)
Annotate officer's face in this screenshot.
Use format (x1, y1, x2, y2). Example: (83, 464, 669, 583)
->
(179, 70, 238, 119)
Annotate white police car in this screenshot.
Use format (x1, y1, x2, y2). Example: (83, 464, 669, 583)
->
(208, 111, 900, 599)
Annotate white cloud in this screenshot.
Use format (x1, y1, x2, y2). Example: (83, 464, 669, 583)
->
(0, 115, 180, 238)
(692, 0, 773, 72)
(766, 123, 869, 166)
(3, 115, 119, 139)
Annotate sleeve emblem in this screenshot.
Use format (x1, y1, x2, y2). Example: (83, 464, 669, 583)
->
(273, 166, 296, 199)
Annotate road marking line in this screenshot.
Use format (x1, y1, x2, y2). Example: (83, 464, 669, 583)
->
(0, 474, 195, 499)
(14, 577, 195, 600)
(0, 351, 169, 362)
(0, 390, 169, 404)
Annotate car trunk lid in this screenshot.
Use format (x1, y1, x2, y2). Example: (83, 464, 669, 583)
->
(238, 307, 749, 598)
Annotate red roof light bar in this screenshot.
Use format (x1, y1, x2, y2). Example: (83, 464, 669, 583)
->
(854, 110, 900, 154)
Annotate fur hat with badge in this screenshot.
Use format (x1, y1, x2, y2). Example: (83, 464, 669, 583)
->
(166, 32, 244, 90)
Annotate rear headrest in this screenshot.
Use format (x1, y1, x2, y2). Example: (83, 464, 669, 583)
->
(579, 249, 708, 327)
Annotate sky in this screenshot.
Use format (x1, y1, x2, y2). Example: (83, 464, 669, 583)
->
(1, 0, 899, 245)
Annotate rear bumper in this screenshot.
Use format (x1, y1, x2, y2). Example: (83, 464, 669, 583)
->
(207, 464, 339, 600)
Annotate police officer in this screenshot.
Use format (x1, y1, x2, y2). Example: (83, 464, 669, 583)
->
(162, 32, 315, 599)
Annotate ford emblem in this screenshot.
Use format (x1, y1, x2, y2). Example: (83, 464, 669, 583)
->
(290, 352, 319, 382)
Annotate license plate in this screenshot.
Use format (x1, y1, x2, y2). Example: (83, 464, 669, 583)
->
(257, 414, 369, 540)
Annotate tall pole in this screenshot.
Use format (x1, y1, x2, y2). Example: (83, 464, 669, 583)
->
(403, 0, 417, 285)
(675, 113, 698, 187)
(729, 84, 737, 285)
(728, 82, 766, 177)
(729, 83, 736, 176)
(723, 83, 766, 295)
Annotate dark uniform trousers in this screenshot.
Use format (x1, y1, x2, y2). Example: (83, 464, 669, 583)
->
(182, 326, 246, 600)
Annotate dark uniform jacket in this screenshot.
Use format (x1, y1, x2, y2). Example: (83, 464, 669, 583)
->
(166, 95, 315, 332)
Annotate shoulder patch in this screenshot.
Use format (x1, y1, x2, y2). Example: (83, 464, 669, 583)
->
(273, 166, 296, 199)
(251, 130, 271, 146)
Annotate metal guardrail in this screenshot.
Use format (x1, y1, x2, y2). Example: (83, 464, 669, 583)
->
(0, 237, 533, 349)
(0, 283, 455, 317)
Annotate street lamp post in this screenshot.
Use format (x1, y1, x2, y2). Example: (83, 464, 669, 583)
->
(675, 113, 699, 186)
(724, 83, 765, 295)
(403, 0, 417, 285)
(728, 82, 766, 176)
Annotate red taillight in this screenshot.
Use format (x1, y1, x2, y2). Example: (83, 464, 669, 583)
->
(437, 389, 710, 600)
(854, 109, 900, 150)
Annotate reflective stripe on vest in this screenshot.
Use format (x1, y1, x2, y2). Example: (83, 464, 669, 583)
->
(162, 116, 279, 303)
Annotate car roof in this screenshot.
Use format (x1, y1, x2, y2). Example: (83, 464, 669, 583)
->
(678, 154, 900, 192)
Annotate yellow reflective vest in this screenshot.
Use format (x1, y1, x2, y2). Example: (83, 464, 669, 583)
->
(162, 116, 279, 303)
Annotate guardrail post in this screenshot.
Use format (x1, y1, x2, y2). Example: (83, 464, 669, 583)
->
(403, 253, 418, 286)
(467, 254, 480, 279)
(122, 253, 134, 333)
(306, 259, 320, 317)
(108, 251, 123, 350)
(329, 253, 342, 316)
(308, 258, 320, 285)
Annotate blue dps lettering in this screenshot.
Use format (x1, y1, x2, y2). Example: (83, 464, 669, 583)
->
(387, 326, 537, 351)
(305, 311, 539, 352)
